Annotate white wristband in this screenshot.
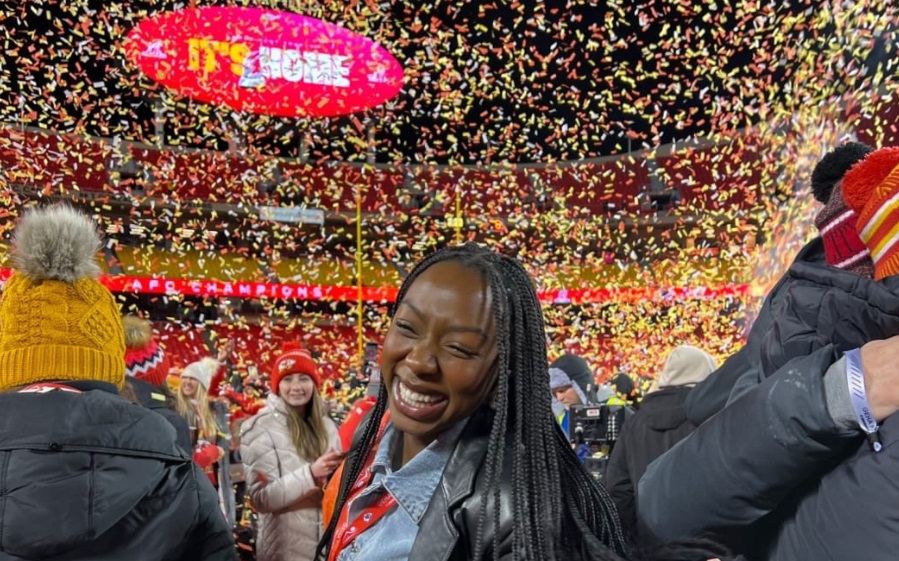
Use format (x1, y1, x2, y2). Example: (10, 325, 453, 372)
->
(845, 348, 883, 453)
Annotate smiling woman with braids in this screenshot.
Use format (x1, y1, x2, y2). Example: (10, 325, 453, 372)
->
(317, 243, 729, 561)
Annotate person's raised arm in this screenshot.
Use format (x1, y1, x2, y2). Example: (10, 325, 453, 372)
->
(638, 346, 861, 542)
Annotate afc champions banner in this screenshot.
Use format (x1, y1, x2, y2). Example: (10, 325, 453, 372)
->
(124, 6, 405, 117)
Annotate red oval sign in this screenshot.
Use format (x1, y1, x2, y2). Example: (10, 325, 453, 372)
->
(124, 7, 404, 117)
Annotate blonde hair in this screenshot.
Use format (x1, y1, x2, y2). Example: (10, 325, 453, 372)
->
(282, 390, 329, 462)
(176, 382, 220, 442)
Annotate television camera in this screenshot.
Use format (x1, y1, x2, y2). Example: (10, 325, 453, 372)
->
(568, 402, 628, 480)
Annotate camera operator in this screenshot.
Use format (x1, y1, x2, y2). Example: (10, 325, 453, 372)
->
(549, 366, 594, 447)
(550, 358, 634, 476)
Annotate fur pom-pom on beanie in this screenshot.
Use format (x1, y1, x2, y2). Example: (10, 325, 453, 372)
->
(181, 357, 221, 392)
(0, 205, 125, 390)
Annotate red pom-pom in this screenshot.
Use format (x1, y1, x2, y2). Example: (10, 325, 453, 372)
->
(842, 147, 899, 213)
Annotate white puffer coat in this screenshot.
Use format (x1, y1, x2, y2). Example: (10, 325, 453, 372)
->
(240, 394, 341, 561)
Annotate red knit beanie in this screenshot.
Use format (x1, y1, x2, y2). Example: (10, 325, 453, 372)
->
(123, 316, 170, 387)
(271, 342, 319, 392)
(813, 184, 873, 277)
(842, 146, 899, 280)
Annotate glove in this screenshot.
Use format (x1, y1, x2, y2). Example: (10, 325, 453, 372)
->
(576, 443, 590, 463)
(193, 439, 224, 468)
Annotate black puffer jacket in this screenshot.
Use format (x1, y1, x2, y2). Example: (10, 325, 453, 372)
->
(605, 386, 695, 540)
(126, 376, 193, 453)
(753, 251, 899, 379)
(0, 385, 236, 561)
(685, 238, 825, 425)
(639, 256, 899, 560)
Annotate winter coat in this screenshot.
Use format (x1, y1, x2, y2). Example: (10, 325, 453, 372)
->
(0, 383, 235, 561)
(685, 237, 825, 425)
(239, 394, 340, 561)
(126, 376, 192, 453)
(605, 386, 696, 541)
(639, 255, 899, 560)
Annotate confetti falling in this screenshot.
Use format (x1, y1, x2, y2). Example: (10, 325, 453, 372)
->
(1, 0, 899, 405)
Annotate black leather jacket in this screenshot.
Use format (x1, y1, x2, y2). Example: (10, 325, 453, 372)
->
(409, 407, 514, 561)
(336, 406, 514, 561)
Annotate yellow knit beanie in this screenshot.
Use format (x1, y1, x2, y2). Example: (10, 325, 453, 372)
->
(0, 205, 125, 390)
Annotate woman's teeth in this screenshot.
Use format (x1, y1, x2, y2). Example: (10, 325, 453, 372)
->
(399, 381, 441, 406)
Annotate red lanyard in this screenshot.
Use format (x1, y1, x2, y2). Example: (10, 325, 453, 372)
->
(328, 412, 395, 561)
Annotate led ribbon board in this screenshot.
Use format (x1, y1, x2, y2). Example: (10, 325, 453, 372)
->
(125, 6, 404, 117)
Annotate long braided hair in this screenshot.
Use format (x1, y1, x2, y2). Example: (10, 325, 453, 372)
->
(318, 243, 629, 560)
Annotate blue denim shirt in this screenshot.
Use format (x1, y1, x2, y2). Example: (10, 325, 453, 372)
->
(336, 418, 469, 561)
